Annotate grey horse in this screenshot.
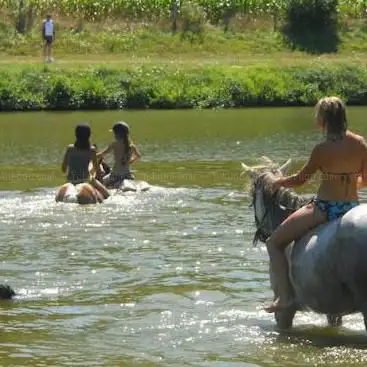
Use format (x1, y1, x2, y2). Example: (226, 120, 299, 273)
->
(241, 157, 367, 330)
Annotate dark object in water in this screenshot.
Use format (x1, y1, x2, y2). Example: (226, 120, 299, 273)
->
(0, 284, 15, 300)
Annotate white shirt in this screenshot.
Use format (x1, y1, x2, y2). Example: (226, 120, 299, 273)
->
(44, 20, 54, 36)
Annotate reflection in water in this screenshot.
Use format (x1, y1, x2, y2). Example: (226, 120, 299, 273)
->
(0, 185, 367, 366)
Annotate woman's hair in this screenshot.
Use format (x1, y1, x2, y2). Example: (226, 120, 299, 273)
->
(112, 122, 132, 161)
(74, 124, 91, 150)
(315, 96, 347, 138)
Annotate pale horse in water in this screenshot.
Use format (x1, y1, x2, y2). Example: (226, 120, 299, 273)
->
(242, 156, 367, 330)
(55, 181, 104, 205)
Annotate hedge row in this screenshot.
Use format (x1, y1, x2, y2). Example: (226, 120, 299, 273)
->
(1, 64, 367, 111)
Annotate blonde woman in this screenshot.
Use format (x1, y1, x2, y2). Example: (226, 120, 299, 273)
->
(264, 96, 367, 313)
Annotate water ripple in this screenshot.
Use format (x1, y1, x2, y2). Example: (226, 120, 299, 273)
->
(1, 185, 367, 366)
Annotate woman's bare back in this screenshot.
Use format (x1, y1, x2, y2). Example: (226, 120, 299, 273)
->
(111, 140, 130, 173)
(317, 131, 367, 200)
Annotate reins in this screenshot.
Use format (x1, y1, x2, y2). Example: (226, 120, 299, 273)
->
(250, 174, 312, 246)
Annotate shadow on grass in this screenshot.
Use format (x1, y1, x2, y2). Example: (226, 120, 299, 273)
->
(282, 27, 340, 54)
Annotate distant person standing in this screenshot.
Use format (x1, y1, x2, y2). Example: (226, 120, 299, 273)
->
(42, 14, 55, 63)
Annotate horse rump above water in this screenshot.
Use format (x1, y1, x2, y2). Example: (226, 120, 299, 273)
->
(55, 179, 151, 204)
(108, 179, 151, 193)
(55, 183, 102, 205)
(241, 156, 367, 330)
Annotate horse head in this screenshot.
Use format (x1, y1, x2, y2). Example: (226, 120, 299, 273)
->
(0, 284, 15, 300)
(241, 156, 304, 245)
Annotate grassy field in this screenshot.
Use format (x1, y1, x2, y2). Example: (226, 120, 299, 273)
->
(1, 27, 367, 72)
(1, 8, 367, 110)
(0, 7, 367, 62)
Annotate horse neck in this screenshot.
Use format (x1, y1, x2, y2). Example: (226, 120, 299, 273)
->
(264, 185, 309, 234)
(278, 186, 308, 212)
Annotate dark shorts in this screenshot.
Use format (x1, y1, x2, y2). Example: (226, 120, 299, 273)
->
(44, 36, 53, 44)
(103, 171, 134, 188)
(314, 198, 359, 221)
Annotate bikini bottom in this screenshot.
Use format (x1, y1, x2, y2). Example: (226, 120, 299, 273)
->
(313, 198, 359, 221)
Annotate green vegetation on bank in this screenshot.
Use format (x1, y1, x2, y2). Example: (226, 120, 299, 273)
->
(1, 1, 367, 110)
(1, 0, 366, 25)
(1, 0, 367, 57)
(1, 63, 367, 111)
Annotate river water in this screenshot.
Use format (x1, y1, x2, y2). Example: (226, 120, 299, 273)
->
(1, 108, 367, 366)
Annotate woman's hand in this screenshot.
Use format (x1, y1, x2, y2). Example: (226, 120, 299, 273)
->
(357, 175, 365, 190)
(272, 177, 284, 190)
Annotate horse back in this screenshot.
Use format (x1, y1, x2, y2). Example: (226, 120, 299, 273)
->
(288, 204, 367, 314)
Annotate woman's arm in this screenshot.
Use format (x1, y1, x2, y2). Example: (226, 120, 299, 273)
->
(357, 139, 367, 190)
(89, 148, 99, 177)
(97, 143, 113, 158)
(61, 146, 70, 173)
(129, 144, 141, 165)
(275, 146, 320, 189)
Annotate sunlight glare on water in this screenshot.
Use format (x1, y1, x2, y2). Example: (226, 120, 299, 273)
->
(1, 108, 367, 366)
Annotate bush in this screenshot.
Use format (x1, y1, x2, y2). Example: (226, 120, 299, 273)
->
(282, 0, 339, 54)
(180, 1, 206, 43)
(1, 64, 367, 111)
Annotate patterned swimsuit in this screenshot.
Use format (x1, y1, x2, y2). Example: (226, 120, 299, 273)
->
(313, 198, 359, 221)
(315, 170, 359, 221)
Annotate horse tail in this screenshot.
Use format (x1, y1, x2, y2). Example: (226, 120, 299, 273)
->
(63, 184, 79, 203)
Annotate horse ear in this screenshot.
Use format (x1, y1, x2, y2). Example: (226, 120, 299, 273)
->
(279, 158, 292, 175)
(241, 162, 256, 178)
(261, 156, 273, 164)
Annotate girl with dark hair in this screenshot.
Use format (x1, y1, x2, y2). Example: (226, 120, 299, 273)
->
(56, 124, 110, 203)
(61, 124, 92, 184)
(263, 96, 367, 313)
(97, 121, 141, 188)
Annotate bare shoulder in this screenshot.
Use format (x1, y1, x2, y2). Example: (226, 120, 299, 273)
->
(346, 130, 365, 144)
(311, 142, 324, 155)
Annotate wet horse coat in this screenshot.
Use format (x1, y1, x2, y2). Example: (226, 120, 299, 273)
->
(242, 158, 367, 329)
(55, 182, 101, 204)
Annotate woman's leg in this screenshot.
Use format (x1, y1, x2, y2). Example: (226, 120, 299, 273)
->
(89, 176, 110, 199)
(264, 202, 327, 313)
(102, 173, 115, 189)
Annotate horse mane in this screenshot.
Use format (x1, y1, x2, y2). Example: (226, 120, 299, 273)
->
(254, 172, 309, 212)
(247, 159, 311, 245)
(248, 157, 309, 212)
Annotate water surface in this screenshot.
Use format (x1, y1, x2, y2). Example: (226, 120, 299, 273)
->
(1, 108, 367, 366)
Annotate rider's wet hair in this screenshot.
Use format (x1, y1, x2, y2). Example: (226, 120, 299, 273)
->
(315, 96, 347, 139)
(74, 124, 91, 150)
(112, 122, 132, 162)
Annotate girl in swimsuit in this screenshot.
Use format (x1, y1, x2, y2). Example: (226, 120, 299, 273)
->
(264, 96, 367, 313)
(97, 121, 141, 189)
(57, 124, 110, 202)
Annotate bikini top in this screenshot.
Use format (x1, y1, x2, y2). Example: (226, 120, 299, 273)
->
(321, 170, 359, 183)
(320, 169, 360, 198)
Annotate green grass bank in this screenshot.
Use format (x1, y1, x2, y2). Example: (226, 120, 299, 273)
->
(2, 5, 367, 111)
(1, 63, 367, 111)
